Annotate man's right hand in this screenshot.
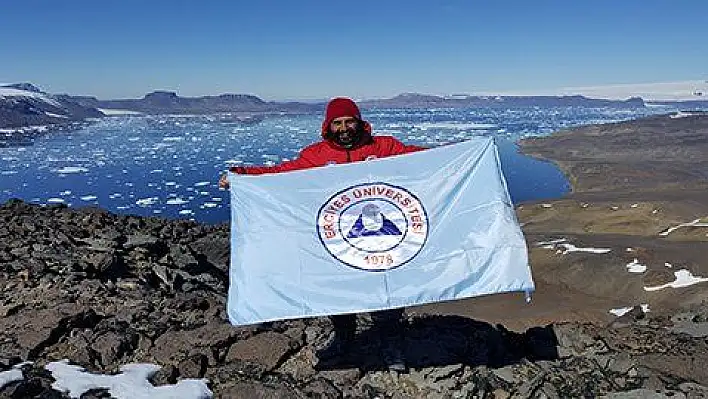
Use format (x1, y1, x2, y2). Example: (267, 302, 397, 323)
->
(218, 173, 230, 189)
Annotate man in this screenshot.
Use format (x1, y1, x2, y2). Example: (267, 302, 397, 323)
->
(219, 97, 424, 372)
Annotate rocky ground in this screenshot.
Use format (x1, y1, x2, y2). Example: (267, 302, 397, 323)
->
(2, 112, 708, 398)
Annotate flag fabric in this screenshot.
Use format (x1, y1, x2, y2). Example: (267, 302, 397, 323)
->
(227, 137, 534, 326)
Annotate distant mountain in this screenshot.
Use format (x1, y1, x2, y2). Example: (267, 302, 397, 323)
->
(63, 91, 648, 116)
(11, 82, 708, 131)
(0, 83, 103, 129)
(359, 93, 646, 109)
(64, 91, 322, 115)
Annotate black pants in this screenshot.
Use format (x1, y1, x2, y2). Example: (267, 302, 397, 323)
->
(330, 308, 404, 336)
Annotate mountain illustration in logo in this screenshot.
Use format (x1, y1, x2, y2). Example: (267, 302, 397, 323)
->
(346, 203, 402, 238)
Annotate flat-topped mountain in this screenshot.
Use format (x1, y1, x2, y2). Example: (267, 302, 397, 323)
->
(360, 93, 646, 109)
(63, 90, 320, 115)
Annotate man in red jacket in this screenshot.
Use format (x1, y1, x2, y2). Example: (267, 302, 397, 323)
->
(220, 97, 424, 372)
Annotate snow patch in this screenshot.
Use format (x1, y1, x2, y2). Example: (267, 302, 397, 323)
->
(98, 108, 143, 116)
(626, 258, 647, 273)
(46, 359, 212, 399)
(644, 269, 708, 291)
(660, 219, 708, 236)
(0, 87, 63, 107)
(0, 362, 31, 390)
(609, 304, 650, 317)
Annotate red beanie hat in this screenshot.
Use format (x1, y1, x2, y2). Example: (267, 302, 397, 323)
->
(321, 97, 362, 136)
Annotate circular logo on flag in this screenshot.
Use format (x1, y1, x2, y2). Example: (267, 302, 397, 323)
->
(317, 183, 429, 271)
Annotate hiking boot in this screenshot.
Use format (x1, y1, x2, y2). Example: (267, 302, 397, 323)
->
(381, 335, 407, 373)
(315, 328, 355, 362)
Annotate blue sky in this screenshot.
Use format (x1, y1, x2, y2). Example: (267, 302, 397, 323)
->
(1, 0, 706, 100)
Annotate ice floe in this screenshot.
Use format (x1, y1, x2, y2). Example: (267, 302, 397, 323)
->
(136, 197, 159, 207)
(166, 198, 188, 205)
(54, 166, 89, 174)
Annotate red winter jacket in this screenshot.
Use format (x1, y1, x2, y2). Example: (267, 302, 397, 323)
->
(230, 122, 425, 175)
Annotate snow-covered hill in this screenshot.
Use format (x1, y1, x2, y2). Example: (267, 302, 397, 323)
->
(0, 83, 103, 129)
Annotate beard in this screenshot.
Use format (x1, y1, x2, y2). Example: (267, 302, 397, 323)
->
(332, 126, 362, 148)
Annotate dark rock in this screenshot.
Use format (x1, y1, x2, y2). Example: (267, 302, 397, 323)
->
(81, 252, 122, 276)
(225, 331, 296, 372)
(218, 381, 301, 399)
(124, 234, 161, 250)
(177, 353, 208, 378)
(2, 199, 708, 397)
(150, 364, 178, 386)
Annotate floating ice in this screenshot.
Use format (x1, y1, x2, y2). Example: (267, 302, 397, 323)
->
(80, 195, 98, 201)
(136, 197, 159, 207)
(202, 203, 218, 208)
(46, 198, 65, 203)
(194, 181, 210, 187)
(54, 166, 89, 174)
(46, 359, 212, 399)
(179, 209, 194, 215)
(166, 198, 188, 205)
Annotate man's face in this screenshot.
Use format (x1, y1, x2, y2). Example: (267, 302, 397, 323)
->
(329, 116, 360, 148)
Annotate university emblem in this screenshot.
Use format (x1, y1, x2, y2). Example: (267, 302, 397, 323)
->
(317, 183, 428, 271)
